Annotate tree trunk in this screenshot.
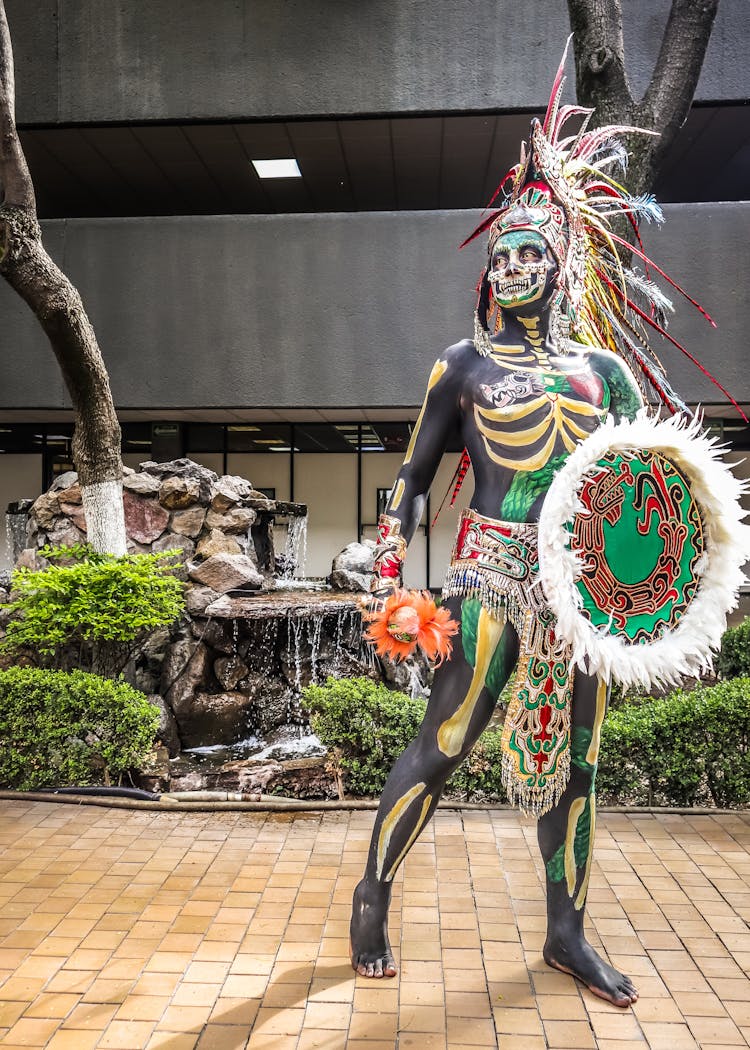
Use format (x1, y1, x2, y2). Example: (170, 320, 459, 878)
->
(0, 1, 126, 554)
(568, 0, 720, 196)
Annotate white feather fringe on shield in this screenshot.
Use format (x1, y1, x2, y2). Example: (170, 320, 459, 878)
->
(538, 410, 750, 690)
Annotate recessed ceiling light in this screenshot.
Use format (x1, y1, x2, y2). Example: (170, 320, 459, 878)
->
(251, 158, 302, 179)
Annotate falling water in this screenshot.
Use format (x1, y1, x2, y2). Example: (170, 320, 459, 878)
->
(277, 516, 308, 582)
(245, 617, 278, 676)
(309, 615, 323, 683)
(287, 611, 305, 693)
(221, 619, 244, 686)
(284, 607, 329, 695)
(332, 607, 362, 671)
(407, 662, 423, 699)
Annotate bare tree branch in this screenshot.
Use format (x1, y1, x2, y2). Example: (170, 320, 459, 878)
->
(0, 0, 127, 554)
(568, 0, 634, 125)
(0, 0, 34, 210)
(567, 0, 721, 195)
(642, 0, 719, 172)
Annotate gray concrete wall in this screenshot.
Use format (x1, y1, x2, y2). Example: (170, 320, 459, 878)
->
(0, 203, 746, 412)
(8, 0, 749, 126)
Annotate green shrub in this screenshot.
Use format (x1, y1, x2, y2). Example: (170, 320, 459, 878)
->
(718, 618, 750, 679)
(0, 666, 159, 790)
(598, 678, 750, 807)
(306, 675, 750, 807)
(305, 677, 427, 796)
(304, 675, 507, 801)
(1, 544, 185, 676)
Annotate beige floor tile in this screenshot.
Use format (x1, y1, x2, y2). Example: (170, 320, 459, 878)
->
(352, 987, 399, 1013)
(4, 1016, 60, 1046)
(400, 981, 445, 1007)
(245, 1035, 298, 1049)
(0, 976, 46, 1000)
(446, 1014, 496, 1045)
(535, 993, 588, 1020)
(684, 1015, 745, 1045)
(297, 1030, 350, 1049)
(496, 1037, 547, 1050)
(493, 1006, 545, 1036)
(639, 1021, 699, 1049)
(399, 1003, 446, 1033)
(589, 1010, 644, 1040)
(45, 1031, 101, 1050)
(146, 1030, 200, 1048)
(194, 1024, 251, 1049)
(21, 991, 79, 1020)
(252, 1006, 306, 1036)
(345, 1042, 398, 1050)
(347, 1011, 397, 1040)
(4, 806, 750, 1050)
(114, 995, 171, 1022)
(542, 1018, 597, 1048)
(593, 1040, 648, 1049)
(156, 1005, 214, 1032)
(303, 1000, 351, 1029)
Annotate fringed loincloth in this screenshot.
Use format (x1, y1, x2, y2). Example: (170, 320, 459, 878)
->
(443, 509, 575, 817)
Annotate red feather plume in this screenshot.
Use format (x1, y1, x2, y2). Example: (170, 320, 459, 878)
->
(364, 589, 459, 666)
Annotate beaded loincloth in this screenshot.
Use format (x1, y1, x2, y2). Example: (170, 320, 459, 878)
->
(443, 509, 575, 816)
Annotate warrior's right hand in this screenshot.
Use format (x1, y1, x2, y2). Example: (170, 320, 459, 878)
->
(361, 580, 399, 613)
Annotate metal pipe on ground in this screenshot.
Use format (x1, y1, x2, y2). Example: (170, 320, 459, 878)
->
(0, 790, 745, 816)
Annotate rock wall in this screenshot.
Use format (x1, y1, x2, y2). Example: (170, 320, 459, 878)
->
(23, 459, 272, 596)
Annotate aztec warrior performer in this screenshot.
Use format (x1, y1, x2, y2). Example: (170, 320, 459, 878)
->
(350, 47, 748, 1006)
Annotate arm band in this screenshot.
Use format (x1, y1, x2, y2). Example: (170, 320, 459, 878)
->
(371, 513, 407, 590)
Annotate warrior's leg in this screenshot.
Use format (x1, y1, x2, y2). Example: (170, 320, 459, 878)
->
(351, 596, 517, 978)
(537, 672, 638, 1006)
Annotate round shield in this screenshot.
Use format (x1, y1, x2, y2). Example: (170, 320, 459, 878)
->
(570, 448, 704, 645)
(538, 412, 750, 689)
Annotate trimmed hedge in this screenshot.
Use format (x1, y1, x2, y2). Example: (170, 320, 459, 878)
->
(0, 666, 159, 790)
(718, 618, 750, 679)
(305, 675, 750, 807)
(306, 677, 427, 797)
(598, 678, 750, 807)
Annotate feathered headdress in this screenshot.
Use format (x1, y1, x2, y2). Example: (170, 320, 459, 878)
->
(462, 38, 744, 421)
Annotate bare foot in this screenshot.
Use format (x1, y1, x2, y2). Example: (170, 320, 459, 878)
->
(350, 879, 397, 978)
(544, 935, 638, 1007)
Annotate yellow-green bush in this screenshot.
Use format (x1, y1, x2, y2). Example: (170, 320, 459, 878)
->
(0, 543, 185, 677)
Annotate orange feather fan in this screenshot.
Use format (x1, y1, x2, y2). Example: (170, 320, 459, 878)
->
(364, 588, 458, 665)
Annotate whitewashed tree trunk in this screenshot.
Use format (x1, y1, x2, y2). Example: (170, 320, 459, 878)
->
(81, 481, 127, 558)
(0, 2, 126, 555)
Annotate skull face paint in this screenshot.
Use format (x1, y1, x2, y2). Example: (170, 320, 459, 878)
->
(488, 230, 559, 311)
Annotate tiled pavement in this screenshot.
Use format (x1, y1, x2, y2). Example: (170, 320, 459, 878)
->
(1, 802, 749, 1050)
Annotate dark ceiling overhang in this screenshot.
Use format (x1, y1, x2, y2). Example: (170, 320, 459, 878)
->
(20, 104, 749, 220)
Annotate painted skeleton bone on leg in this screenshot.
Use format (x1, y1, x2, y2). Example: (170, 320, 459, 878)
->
(350, 41, 750, 1005)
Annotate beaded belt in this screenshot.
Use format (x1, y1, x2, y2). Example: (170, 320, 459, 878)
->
(443, 509, 548, 635)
